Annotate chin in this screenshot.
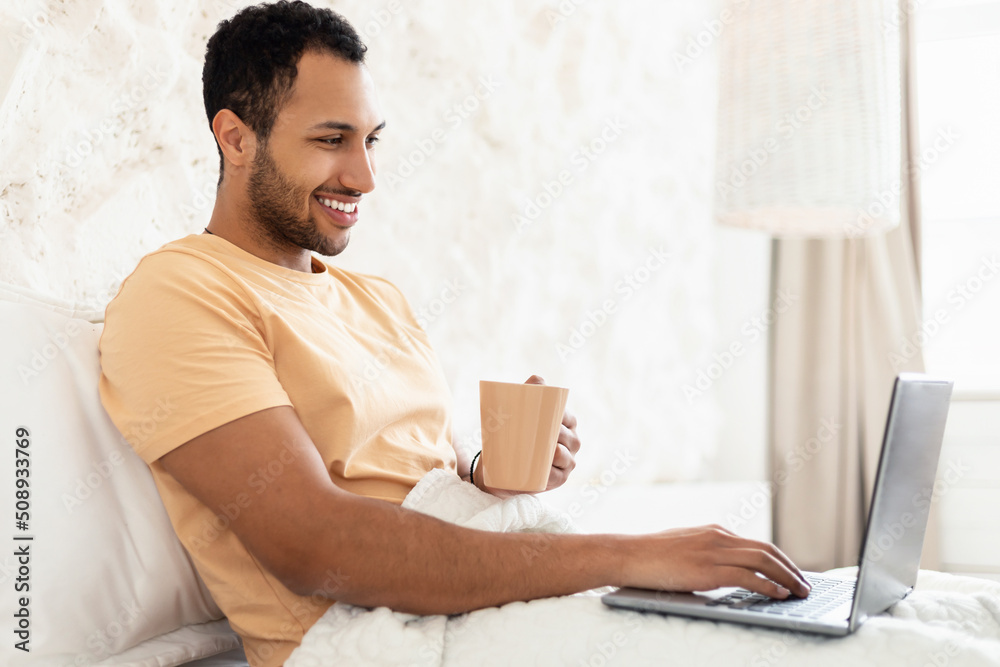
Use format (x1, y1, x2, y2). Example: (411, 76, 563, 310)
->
(314, 233, 350, 258)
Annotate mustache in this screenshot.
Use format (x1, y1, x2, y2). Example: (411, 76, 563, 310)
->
(314, 189, 362, 199)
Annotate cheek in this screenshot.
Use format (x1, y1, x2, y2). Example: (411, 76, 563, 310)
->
(309, 153, 347, 185)
(282, 147, 329, 184)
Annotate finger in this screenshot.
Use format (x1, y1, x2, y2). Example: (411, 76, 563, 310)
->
(545, 467, 570, 491)
(558, 424, 581, 455)
(551, 443, 575, 471)
(716, 532, 810, 591)
(705, 523, 738, 536)
(722, 548, 810, 597)
(525, 375, 545, 385)
(562, 409, 578, 431)
(716, 566, 793, 600)
(545, 457, 573, 490)
(765, 543, 809, 589)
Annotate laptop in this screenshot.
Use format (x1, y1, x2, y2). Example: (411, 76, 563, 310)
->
(602, 373, 953, 636)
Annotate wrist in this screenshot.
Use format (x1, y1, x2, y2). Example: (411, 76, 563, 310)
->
(554, 532, 627, 591)
(606, 534, 632, 588)
(471, 451, 484, 491)
(471, 453, 528, 499)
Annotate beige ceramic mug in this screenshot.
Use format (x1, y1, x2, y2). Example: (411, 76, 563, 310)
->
(479, 380, 569, 492)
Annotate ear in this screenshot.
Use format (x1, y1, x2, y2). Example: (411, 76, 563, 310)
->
(212, 109, 258, 172)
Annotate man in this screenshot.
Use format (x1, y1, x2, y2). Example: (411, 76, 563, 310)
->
(98, 3, 810, 666)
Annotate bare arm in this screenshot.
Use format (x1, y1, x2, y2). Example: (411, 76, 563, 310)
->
(160, 406, 810, 615)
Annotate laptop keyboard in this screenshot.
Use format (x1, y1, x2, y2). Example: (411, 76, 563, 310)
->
(705, 575, 855, 619)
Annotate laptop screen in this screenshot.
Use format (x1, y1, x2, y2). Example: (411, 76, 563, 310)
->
(850, 374, 953, 629)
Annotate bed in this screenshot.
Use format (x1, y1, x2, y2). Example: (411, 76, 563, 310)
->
(2, 284, 997, 667)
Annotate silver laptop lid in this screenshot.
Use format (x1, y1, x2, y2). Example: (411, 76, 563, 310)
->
(849, 373, 953, 630)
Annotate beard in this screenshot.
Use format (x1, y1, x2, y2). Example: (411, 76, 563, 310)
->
(246, 142, 350, 258)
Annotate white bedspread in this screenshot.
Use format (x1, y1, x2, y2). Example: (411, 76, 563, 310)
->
(286, 470, 1000, 666)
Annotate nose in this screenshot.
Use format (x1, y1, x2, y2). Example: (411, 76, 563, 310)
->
(340, 140, 376, 194)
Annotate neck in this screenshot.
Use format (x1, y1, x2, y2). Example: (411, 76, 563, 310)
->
(205, 189, 314, 273)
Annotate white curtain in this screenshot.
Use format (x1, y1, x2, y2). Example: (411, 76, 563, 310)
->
(767, 11, 938, 571)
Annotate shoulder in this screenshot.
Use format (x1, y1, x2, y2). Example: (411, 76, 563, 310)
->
(124, 237, 247, 289)
(106, 237, 258, 325)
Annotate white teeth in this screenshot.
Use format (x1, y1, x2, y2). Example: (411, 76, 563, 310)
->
(319, 197, 356, 213)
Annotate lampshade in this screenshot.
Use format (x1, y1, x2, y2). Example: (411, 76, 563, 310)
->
(714, 0, 902, 238)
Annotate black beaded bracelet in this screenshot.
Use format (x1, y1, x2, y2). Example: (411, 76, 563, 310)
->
(470, 450, 482, 488)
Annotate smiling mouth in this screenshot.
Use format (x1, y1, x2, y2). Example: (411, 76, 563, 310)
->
(315, 195, 360, 227)
(316, 195, 357, 213)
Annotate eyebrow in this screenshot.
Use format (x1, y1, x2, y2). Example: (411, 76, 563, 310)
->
(307, 120, 386, 134)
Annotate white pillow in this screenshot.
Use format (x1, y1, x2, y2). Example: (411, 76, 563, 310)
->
(0, 288, 232, 666)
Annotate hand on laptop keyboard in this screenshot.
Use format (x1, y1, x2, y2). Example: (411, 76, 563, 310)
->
(708, 575, 855, 618)
(613, 524, 812, 599)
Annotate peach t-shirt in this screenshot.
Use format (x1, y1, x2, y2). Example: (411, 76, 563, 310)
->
(98, 234, 458, 667)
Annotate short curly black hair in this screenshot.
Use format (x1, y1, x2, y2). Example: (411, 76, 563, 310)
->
(203, 1, 367, 181)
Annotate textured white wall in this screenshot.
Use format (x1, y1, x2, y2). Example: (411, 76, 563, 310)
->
(0, 0, 768, 484)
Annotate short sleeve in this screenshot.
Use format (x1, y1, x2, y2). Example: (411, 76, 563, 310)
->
(98, 250, 292, 463)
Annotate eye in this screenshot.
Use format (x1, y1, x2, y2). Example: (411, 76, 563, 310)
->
(320, 137, 343, 145)
(366, 135, 381, 147)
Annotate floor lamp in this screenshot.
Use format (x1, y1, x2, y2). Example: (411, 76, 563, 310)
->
(713, 0, 910, 565)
